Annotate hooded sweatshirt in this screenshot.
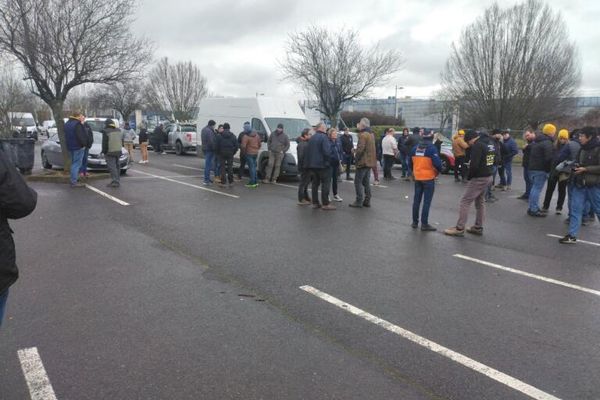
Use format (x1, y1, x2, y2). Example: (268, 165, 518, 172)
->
(267, 130, 290, 153)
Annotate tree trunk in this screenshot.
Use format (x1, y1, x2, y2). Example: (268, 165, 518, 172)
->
(50, 100, 71, 174)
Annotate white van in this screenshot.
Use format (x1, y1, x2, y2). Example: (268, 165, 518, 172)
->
(8, 112, 38, 139)
(196, 97, 312, 178)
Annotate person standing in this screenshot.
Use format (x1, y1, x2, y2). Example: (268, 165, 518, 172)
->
(138, 122, 149, 164)
(498, 130, 518, 190)
(201, 120, 217, 185)
(382, 128, 398, 180)
(122, 122, 136, 163)
(452, 129, 469, 182)
(340, 127, 354, 181)
(295, 128, 312, 204)
(214, 124, 224, 183)
(263, 123, 290, 184)
(397, 128, 410, 178)
(444, 130, 496, 236)
(403, 128, 421, 180)
(102, 119, 125, 188)
(527, 123, 556, 217)
(329, 128, 343, 202)
(409, 130, 442, 231)
(241, 128, 262, 188)
(79, 121, 94, 178)
(559, 127, 600, 244)
(305, 123, 335, 210)
(542, 129, 569, 214)
(349, 118, 376, 208)
(214, 123, 238, 188)
(237, 121, 251, 181)
(64, 112, 89, 187)
(152, 123, 165, 154)
(372, 131, 382, 185)
(433, 132, 444, 155)
(517, 129, 536, 200)
(0, 147, 37, 327)
(486, 129, 503, 202)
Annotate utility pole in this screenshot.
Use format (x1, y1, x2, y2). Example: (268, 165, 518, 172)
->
(394, 85, 404, 120)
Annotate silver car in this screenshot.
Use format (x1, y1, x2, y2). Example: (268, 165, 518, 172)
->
(41, 131, 130, 174)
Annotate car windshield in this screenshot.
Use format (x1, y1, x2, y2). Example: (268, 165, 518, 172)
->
(86, 121, 104, 131)
(93, 132, 103, 143)
(265, 118, 311, 136)
(181, 125, 196, 132)
(13, 117, 35, 126)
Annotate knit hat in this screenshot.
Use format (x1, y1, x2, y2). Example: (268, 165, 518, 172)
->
(464, 130, 479, 142)
(542, 123, 557, 136)
(558, 129, 569, 140)
(458, 129, 465, 136)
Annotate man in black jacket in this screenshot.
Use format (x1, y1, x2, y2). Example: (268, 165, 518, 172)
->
(340, 127, 354, 181)
(527, 124, 556, 217)
(0, 147, 37, 327)
(445, 130, 496, 237)
(214, 123, 238, 187)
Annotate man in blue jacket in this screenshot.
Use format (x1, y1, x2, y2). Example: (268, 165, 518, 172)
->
(64, 112, 88, 187)
(498, 130, 518, 190)
(201, 120, 217, 185)
(304, 122, 335, 210)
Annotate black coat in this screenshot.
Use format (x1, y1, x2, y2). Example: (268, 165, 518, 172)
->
(215, 130, 239, 157)
(0, 148, 38, 293)
(528, 134, 554, 172)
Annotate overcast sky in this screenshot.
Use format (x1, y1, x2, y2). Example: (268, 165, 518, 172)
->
(134, 0, 600, 100)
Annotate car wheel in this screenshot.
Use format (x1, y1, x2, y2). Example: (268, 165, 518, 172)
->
(440, 156, 450, 174)
(175, 141, 186, 155)
(258, 157, 268, 179)
(41, 151, 52, 169)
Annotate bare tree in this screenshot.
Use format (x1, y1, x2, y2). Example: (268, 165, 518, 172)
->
(92, 81, 144, 122)
(144, 58, 208, 121)
(427, 89, 458, 134)
(0, 61, 28, 136)
(442, 0, 580, 129)
(0, 0, 152, 169)
(281, 27, 403, 126)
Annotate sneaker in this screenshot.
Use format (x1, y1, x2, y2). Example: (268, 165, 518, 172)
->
(71, 182, 85, 188)
(558, 234, 577, 244)
(541, 208, 549, 214)
(161, 151, 167, 155)
(202, 181, 211, 186)
(421, 224, 437, 232)
(466, 226, 483, 236)
(505, 186, 511, 191)
(333, 194, 343, 202)
(373, 180, 380, 186)
(411, 222, 418, 229)
(527, 210, 546, 217)
(444, 227, 465, 237)
(555, 208, 562, 215)
(362, 200, 371, 208)
(297, 200, 311, 205)
(348, 202, 363, 208)
(517, 194, 529, 200)
(312, 203, 322, 209)
(138, 160, 145, 164)
(261, 179, 270, 184)
(494, 184, 504, 189)
(321, 204, 337, 211)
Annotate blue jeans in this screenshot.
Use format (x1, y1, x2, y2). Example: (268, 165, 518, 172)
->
(0, 289, 8, 328)
(528, 170, 548, 212)
(523, 167, 531, 197)
(486, 166, 498, 199)
(568, 184, 600, 237)
(412, 180, 435, 225)
(499, 160, 513, 186)
(70, 148, 85, 184)
(203, 151, 214, 183)
(247, 154, 257, 184)
(79, 148, 89, 174)
(400, 154, 408, 177)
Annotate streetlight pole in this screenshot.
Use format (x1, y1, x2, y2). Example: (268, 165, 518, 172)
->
(394, 85, 404, 120)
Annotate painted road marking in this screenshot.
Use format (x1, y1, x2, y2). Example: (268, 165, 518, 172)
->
(300, 285, 561, 400)
(172, 164, 204, 171)
(17, 347, 58, 400)
(454, 254, 600, 298)
(85, 184, 130, 206)
(272, 182, 298, 189)
(547, 234, 600, 247)
(127, 175, 204, 180)
(132, 170, 239, 199)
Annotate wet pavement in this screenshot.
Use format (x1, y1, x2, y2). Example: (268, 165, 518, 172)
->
(1, 148, 599, 400)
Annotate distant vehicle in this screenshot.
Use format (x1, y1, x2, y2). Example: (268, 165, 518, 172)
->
(394, 133, 455, 174)
(41, 131, 130, 174)
(8, 112, 38, 140)
(41, 120, 56, 136)
(196, 97, 312, 178)
(160, 123, 197, 155)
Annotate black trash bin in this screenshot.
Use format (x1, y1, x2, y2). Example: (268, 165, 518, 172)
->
(0, 137, 36, 175)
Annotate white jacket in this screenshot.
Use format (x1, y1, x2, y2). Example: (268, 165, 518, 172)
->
(382, 135, 398, 156)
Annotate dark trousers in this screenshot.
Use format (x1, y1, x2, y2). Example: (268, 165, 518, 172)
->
(523, 167, 531, 197)
(543, 175, 568, 210)
(354, 167, 371, 204)
(238, 153, 247, 178)
(220, 155, 234, 184)
(331, 163, 340, 195)
(412, 179, 435, 225)
(311, 168, 331, 206)
(298, 168, 311, 202)
(454, 155, 467, 180)
(400, 153, 408, 177)
(383, 155, 395, 178)
(343, 153, 353, 179)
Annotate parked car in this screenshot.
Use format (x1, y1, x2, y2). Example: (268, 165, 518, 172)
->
(160, 123, 197, 155)
(41, 131, 130, 174)
(41, 120, 56, 136)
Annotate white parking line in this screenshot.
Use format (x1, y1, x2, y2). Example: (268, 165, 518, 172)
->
(85, 184, 130, 206)
(18, 347, 58, 400)
(454, 254, 600, 298)
(132, 170, 239, 199)
(547, 234, 600, 247)
(127, 175, 204, 180)
(172, 164, 204, 171)
(300, 285, 561, 400)
(272, 182, 297, 189)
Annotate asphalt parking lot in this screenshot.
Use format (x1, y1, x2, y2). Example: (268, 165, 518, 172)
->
(1, 148, 599, 400)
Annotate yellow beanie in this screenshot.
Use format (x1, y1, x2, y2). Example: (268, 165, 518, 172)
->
(558, 129, 569, 140)
(458, 129, 465, 136)
(542, 123, 557, 136)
